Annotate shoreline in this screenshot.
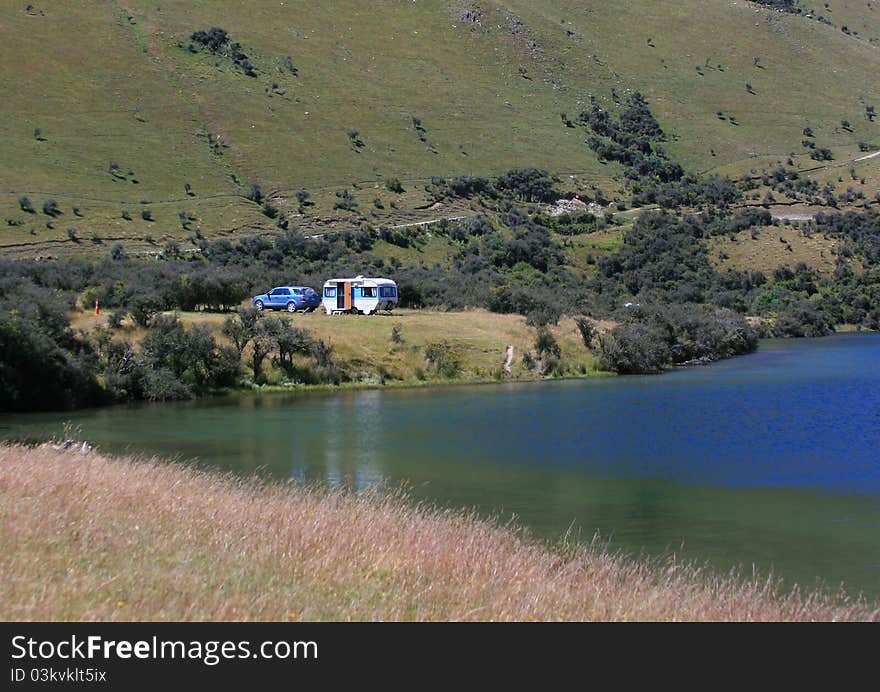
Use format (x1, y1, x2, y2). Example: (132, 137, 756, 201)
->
(4, 326, 876, 418)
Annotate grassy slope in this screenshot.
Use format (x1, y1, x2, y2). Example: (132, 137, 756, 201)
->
(708, 224, 839, 274)
(2, 444, 875, 621)
(1, 1, 879, 257)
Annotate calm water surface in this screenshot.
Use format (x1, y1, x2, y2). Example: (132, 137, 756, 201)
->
(3, 333, 879, 596)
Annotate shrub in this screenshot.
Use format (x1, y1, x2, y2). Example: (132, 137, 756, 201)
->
(140, 367, 193, 401)
(390, 324, 403, 344)
(42, 199, 60, 217)
(110, 242, 128, 261)
(107, 311, 125, 329)
(246, 184, 263, 205)
(494, 168, 557, 203)
(574, 317, 595, 348)
(296, 190, 310, 210)
(771, 302, 834, 338)
(424, 341, 461, 378)
(210, 345, 242, 387)
(190, 27, 229, 52)
(163, 240, 180, 258)
(334, 189, 357, 211)
(534, 326, 561, 359)
(18, 196, 34, 213)
(0, 282, 106, 411)
(281, 55, 298, 76)
(129, 293, 162, 327)
(141, 209, 153, 222)
(598, 304, 757, 374)
(598, 322, 670, 374)
(385, 177, 405, 194)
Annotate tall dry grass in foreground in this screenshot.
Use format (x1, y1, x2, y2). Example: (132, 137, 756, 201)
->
(0, 444, 876, 622)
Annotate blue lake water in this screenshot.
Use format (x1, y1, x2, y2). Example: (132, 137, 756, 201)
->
(3, 333, 879, 597)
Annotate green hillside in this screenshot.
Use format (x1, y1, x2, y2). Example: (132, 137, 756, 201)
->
(1, 0, 879, 257)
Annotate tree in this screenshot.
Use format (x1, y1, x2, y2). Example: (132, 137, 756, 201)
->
(0, 282, 104, 411)
(574, 317, 595, 348)
(222, 307, 261, 356)
(495, 168, 557, 202)
(534, 326, 561, 359)
(129, 293, 162, 327)
(275, 321, 313, 372)
(250, 316, 281, 382)
(246, 183, 263, 205)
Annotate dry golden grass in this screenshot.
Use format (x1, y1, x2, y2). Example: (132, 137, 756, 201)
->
(1, 444, 876, 622)
(708, 226, 840, 275)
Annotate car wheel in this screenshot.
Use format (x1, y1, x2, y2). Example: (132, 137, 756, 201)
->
(254, 300, 264, 311)
(287, 302, 297, 313)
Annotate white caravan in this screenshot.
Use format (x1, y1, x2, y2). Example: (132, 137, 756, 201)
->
(321, 276, 398, 315)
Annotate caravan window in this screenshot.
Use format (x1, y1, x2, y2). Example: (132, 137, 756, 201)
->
(323, 287, 336, 298)
(379, 286, 397, 298)
(361, 286, 376, 298)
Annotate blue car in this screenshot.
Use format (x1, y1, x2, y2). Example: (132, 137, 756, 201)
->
(252, 286, 320, 313)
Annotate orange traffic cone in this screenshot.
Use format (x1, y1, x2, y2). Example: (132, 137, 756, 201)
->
(94, 300, 100, 316)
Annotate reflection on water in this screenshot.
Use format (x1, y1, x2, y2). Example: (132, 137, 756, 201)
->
(2, 333, 880, 596)
(292, 392, 386, 488)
